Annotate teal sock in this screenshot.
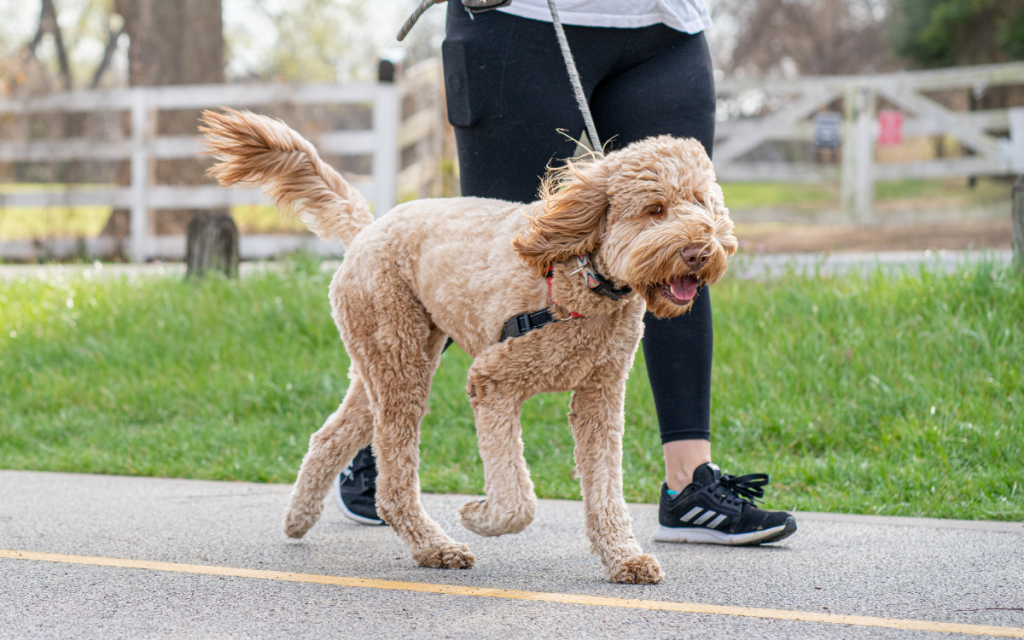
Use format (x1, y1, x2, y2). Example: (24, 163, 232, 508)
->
(666, 489, 679, 497)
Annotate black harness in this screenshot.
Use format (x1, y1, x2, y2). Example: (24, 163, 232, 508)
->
(500, 308, 557, 342)
(499, 257, 631, 342)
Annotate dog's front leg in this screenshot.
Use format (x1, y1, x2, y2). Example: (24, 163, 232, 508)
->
(367, 330, 476, 570)
(458, 383, 537, 537)
(570, 379, 663, 584)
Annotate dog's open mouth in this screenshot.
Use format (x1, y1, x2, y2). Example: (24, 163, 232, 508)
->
(659, 275, 701, 305)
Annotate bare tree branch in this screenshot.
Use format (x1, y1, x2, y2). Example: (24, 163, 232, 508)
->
(41, 0, 74, 90)
(16, 2, 54, 91)
(91, 23, 126, 88)
(26, 1, 48, 55)
(720, 0, 893, 76)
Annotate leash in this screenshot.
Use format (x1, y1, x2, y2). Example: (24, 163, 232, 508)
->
(544, 0, 601, 152)
(398, 0, 511, 41)
(397, 0, 443, 41)
(399, 1, 613, 343)
(397, 0, 602, 153)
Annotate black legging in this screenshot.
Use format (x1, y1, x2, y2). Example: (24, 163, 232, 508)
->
(443, 2, 716, 442)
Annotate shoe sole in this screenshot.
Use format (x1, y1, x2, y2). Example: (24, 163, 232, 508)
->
(653, 516, 797, 546)
(331, 473, 387, 526)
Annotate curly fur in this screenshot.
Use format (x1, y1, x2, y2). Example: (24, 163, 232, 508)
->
(201, 108, 373, 247)
(514, 157, 609, 275)
(203, 110, 737, 584)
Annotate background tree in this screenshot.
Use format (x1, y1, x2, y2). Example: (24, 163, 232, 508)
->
(3, 0, 124, 94)
(224, 0, 443, 83)
(115, 0, 223, 87)
(102, 0, 226, 237)
(714, 0, 895, 76)
(887, 0, 1024, 68)
(0, 1, 125, 195)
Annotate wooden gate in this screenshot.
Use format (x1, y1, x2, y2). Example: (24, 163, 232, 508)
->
(714, 62, 1024, 223)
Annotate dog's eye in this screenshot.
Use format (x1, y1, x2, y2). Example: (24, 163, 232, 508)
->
(646, 205, 665, 221)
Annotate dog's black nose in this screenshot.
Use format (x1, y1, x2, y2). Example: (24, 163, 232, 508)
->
(682, 245, 709, 268)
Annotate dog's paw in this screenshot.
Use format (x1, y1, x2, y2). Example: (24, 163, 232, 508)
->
(459, 497, 535, 537)
(413, 541, 476, 570)
(283, 503, 321, 539)
(608, 554, 664, 584)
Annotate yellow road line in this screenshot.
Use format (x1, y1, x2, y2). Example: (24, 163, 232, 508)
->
(3, 548, 1022, 638)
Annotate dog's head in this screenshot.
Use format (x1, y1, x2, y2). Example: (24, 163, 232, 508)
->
(513, 136, 737, 318)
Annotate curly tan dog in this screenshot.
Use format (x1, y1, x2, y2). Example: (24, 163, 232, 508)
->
(202, 109, 737, 584)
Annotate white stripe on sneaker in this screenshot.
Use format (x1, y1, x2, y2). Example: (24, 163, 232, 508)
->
(653, 523, 789, 545)
(694, 510, 717, 526)
(707, 514, 727, 529)
(332, 473, 385, 526)
(681, 507, 703, 523)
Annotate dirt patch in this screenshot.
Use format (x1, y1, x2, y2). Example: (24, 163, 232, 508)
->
(735, 218, 1013, 254)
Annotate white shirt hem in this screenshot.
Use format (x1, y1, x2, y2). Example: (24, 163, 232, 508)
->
(496, 4, 712, 33)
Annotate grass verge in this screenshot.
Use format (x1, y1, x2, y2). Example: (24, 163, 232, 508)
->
(720, 177, 1010, 213)
(1, 258, 1021, 520)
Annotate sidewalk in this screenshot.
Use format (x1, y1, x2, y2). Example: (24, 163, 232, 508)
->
(1, 471, 1021, 639)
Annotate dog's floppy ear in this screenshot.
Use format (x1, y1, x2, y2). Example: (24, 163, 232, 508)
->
(513, 158, 608, 274)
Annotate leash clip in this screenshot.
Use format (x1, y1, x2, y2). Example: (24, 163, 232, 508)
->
(463, 0, 512, 13)
(398, 0, 512, 41)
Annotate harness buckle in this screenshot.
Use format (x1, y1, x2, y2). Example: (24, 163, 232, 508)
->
(502, 313, 527, 340)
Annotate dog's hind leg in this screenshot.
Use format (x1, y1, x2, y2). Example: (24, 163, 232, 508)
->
(570, 372, 663, 584)
(458, 366, 537, 537)
(284, 375, 374, 539)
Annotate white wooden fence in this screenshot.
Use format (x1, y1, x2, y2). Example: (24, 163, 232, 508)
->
(0, 59, 444, 262)
(4, 59, 1022, 262)
(715, 61, 1024, 223)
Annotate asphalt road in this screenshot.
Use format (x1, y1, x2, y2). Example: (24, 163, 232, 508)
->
(1, 471, 1022, 639)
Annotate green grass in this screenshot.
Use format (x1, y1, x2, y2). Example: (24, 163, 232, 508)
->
(720, 182, 836, 210)
(719, 178, 1010, 212)
(1, 259, 1021, 520)
(874, 177, 1010, 204)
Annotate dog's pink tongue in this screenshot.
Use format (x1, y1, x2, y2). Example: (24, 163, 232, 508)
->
(670, 276, 699, 301)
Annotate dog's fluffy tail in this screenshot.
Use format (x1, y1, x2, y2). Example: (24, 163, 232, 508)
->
(201, 108, 373, 248)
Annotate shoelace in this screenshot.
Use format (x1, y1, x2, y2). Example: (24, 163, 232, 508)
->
(708, 473, 769, 506)
(341, 455, 378, 493)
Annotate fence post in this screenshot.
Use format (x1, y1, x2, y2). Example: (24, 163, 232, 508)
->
(431, 62, 446, 198)
(853, 85, 876, 225)
(372, 75, 400, 217)
(128, 89, 151, 263)
(840, 83, 857, 219)
(1013, 175, 1024, 271)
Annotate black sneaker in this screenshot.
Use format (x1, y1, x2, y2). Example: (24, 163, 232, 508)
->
(332, 445, 387, 526)
(653, 462, 796, 545)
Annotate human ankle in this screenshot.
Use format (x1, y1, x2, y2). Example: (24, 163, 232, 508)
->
(663, 439, 713, 492)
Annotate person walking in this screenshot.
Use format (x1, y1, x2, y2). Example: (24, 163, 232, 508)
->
(333, 0, 796, 546)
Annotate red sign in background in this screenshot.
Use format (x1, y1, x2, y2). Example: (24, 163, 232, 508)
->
(877, 110, 903, 146)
